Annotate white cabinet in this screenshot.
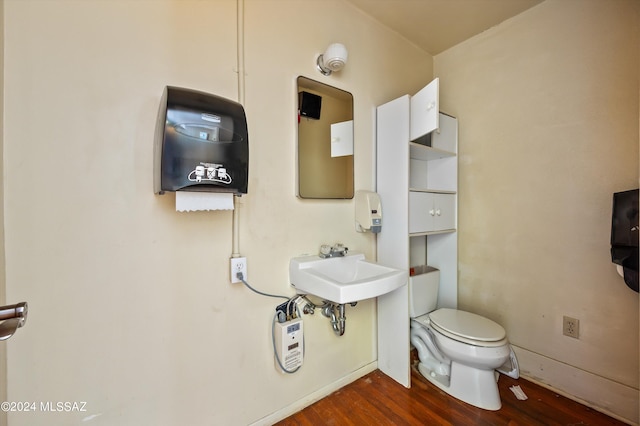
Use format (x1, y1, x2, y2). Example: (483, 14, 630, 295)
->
(409, 192, 456, 233)
(376, 78, 458, 388)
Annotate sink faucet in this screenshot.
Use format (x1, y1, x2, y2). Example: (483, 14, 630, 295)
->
(319, 243, 349, 258)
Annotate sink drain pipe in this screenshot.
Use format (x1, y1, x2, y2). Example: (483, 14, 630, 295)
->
(321, 303, 347, 336)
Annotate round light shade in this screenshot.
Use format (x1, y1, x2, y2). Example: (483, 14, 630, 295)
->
(322, 43, 348, 71)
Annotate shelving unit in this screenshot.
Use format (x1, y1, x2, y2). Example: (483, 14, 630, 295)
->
(376, 78, 458, 388)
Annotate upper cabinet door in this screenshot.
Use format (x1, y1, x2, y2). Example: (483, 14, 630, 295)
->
(410, 78, 439, 141)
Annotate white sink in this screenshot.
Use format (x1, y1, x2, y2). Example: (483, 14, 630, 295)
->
(289, 252, 408, 304)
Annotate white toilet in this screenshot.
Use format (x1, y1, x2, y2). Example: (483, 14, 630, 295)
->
(409, 270, 518, 411)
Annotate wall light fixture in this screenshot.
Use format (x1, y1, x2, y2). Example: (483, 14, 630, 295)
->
(316, 43, 348, 76)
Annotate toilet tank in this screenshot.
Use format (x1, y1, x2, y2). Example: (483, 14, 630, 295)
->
(408, 267, 440, 317)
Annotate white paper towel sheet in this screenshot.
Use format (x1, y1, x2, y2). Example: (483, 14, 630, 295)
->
(176, 191, 234, 212)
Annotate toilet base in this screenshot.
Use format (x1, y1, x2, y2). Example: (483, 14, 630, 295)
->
(417, 361, 502, 411)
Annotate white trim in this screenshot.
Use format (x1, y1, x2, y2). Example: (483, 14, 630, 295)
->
(512, 345, 639, 425)
(249, 362, 378, 426)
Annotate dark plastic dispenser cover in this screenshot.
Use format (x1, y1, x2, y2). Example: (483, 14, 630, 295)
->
(154, 86, 249, 195)
(611, 188, 639, 292)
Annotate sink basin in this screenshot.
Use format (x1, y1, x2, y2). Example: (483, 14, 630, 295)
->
(289, 252, 408, 304)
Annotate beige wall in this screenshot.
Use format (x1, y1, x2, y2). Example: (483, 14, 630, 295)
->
(3, 0, 431, 424)
(435, 0, 639, 422)
(0, 0, 5, 424)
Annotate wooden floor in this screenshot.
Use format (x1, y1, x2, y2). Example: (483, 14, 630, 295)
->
(275, 360, 628, 426)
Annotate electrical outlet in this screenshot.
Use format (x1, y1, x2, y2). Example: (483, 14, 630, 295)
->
(230, 257, 247, 284)
(563, 316, 580, 339)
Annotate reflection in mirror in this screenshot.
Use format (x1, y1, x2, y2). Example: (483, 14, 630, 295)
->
(297, 76, 354, 199)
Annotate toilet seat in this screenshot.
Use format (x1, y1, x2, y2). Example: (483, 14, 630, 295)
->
(414, 308, 507, 347)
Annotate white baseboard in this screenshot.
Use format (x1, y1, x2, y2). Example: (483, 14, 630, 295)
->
(250, 362, 378, 426)
(512, 345, 639, 425)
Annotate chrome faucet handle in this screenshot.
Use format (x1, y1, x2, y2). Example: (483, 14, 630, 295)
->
(332, 243, 348, 254)
(319, 243, 349, 258)
(320, 244, 332, 257)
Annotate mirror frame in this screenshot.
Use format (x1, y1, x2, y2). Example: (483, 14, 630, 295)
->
(296, 76, 354, 199)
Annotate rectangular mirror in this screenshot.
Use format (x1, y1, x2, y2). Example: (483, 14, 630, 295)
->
(297, 76, 354, 199)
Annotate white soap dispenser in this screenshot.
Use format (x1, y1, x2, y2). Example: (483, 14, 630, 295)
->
(355, 190, 382, 233)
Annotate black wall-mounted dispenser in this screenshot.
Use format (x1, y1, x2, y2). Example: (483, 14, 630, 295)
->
(610, 188, 638, 292)
(298, 91, 322, 120)
(154, 86, 249, 195)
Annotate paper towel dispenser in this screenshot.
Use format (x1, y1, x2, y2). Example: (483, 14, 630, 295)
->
(611, 188, 638, 292)
(154, 86, 249, 195)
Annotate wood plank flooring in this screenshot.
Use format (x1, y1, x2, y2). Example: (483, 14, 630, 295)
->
(275, 360, 628, 426)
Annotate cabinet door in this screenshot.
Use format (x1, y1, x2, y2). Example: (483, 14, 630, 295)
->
(409, 192, 455, 234)
(432, 193, 456, 231)
(409, 191, 435, 233)
(410, 78, 439, 141)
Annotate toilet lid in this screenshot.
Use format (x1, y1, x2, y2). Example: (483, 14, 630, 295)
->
(429, 308, 506, 343)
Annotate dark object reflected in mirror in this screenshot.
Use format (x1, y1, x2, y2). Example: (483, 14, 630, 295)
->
(297, 76, 354, 199)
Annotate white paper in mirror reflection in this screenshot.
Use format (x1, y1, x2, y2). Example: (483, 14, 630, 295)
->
(330, 120, 353, 157)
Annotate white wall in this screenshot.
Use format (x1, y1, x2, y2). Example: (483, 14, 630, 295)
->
(3, 0, 431, 425)
(435, 0, 639, 423)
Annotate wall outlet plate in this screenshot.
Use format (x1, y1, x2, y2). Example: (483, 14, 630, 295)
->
(230, 257, 247, 284)
(563, 316, 580, 339)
